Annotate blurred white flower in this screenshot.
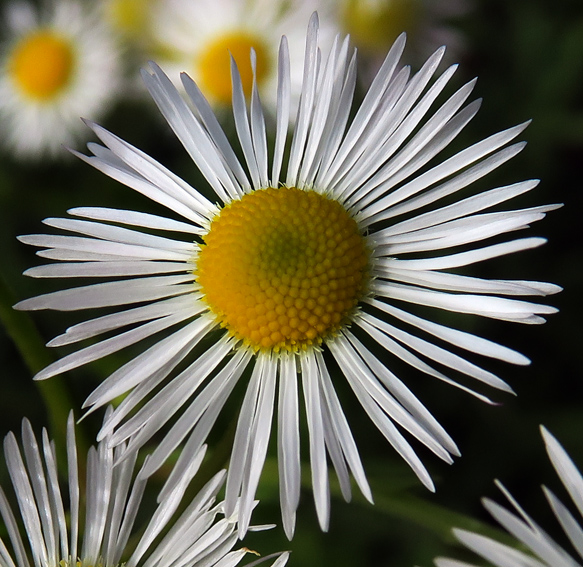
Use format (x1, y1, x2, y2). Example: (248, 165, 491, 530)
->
(149, 0, 338, 111)
(0, 0, 122, 159)
(435, 427, 583, 567)
(0, 412, 288, 567)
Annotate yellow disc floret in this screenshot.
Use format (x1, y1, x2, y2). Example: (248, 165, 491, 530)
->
(9, 30, 75, 100)
(197, 31, 270, 105)
(196, 187, 369, 353)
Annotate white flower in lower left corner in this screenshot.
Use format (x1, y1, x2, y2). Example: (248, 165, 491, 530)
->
(0, 412, 288, 567)
(0, 0, 122, 159)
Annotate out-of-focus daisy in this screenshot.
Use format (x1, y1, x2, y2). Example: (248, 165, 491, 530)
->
(0, 411, 288, 567)
(149, 0, 337, 110)
(16, 14, 560, 540)
(340, 0, 470, 73)
(0, 0, 121, 159)
(434, 427, 583, 567)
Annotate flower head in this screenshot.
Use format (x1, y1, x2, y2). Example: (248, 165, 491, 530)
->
(16, 13, 560, 540)
(148, 0, 337, 109)
(434, 427, 583, 567)
(0, 0, 121, 159)
(0, 412, 288, 567)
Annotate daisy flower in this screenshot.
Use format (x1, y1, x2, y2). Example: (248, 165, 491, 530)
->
(434, 427, 583, 567)
(16, 14, 560, 540)
(0, 0, 121, 159)
(148, 0, 337, 110)
(0, 411, 288, 567)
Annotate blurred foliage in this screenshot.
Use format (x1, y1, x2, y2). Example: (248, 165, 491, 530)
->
(0, 0, 582, 566)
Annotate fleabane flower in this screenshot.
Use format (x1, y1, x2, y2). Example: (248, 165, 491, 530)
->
(16, 14, 560, 540)
(148, 0, 337, 110)
(0, 412, 288, 567)
(435, 427, 583, 567)
(0, 0, 121, 159)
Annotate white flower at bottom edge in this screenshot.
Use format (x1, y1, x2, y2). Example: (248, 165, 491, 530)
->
(0, 411, 288, 567)
(15, 13, 560, 541)
(0, 0, 121, 159)
(434, 426, 583, 567)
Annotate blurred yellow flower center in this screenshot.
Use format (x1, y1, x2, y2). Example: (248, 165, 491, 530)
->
(197, 31, 269, 104)
(197, 187, 369, 352)
(342, 0, 421, 52)
(106, 0, 154, 39)
(9, 30, 74, 100)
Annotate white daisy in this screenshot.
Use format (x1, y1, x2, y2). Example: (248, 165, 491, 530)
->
(0, 411, 289, 567)
(148, 0, 337, 110)
(0, 0, 122, 159)
(15, 14, 560, 540)
(434, 427, 583, 567)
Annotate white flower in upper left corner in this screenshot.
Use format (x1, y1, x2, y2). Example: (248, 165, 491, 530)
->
(0, 0, 121, 159)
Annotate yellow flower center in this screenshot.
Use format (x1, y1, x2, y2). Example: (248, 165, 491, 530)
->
(342, 0, 422, 52)
(9, 30, 75, 100)
(197, 31, 270, 105)
(196, 187, 369, 353)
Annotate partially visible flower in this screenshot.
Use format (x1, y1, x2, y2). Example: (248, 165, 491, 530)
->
(435, 427, 583, 567)
(0, 412, 288, 567)
(148, 0, 337, 110)
(0, 0, 121, 159)
(16, 14, 560, 541)
(339, 0, 470, 75)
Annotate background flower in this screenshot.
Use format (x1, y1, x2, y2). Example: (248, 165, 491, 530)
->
(147, 0, 338, 111)
(0, 411, 288, 567)
(0, 0, 122, 159)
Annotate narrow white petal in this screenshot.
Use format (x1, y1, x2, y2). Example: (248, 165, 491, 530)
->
(366, 298, 530, 365)
(3, 435, 48, 567)
(47, 295, 201, 347)
(230, 56, 260, 189)
(373, 281, 558, 322)
(271, 36, 291, 185)
(542, 427, 583, 519)
(35, 310, 192, 381)
(380, 237, 548, 271)
(359, 142, 527, 227)
(328, 337, 436, 491)
(543, 487, 583, 560)
(286, 12, 320, 186)
(238, 356, 277, 536)
(277, 354, 301, 540)
(140, 65, 242, 202)
(68, 206, 204, 234)
(181, 73, 251, 193)
(250, 51, 269, 187)
(84, 316, 215, 410)
(301, 353, 331, 532)
(359, 312, 513, 392)
(315, 350, 373, 503)
(15, 275, 194, 312)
